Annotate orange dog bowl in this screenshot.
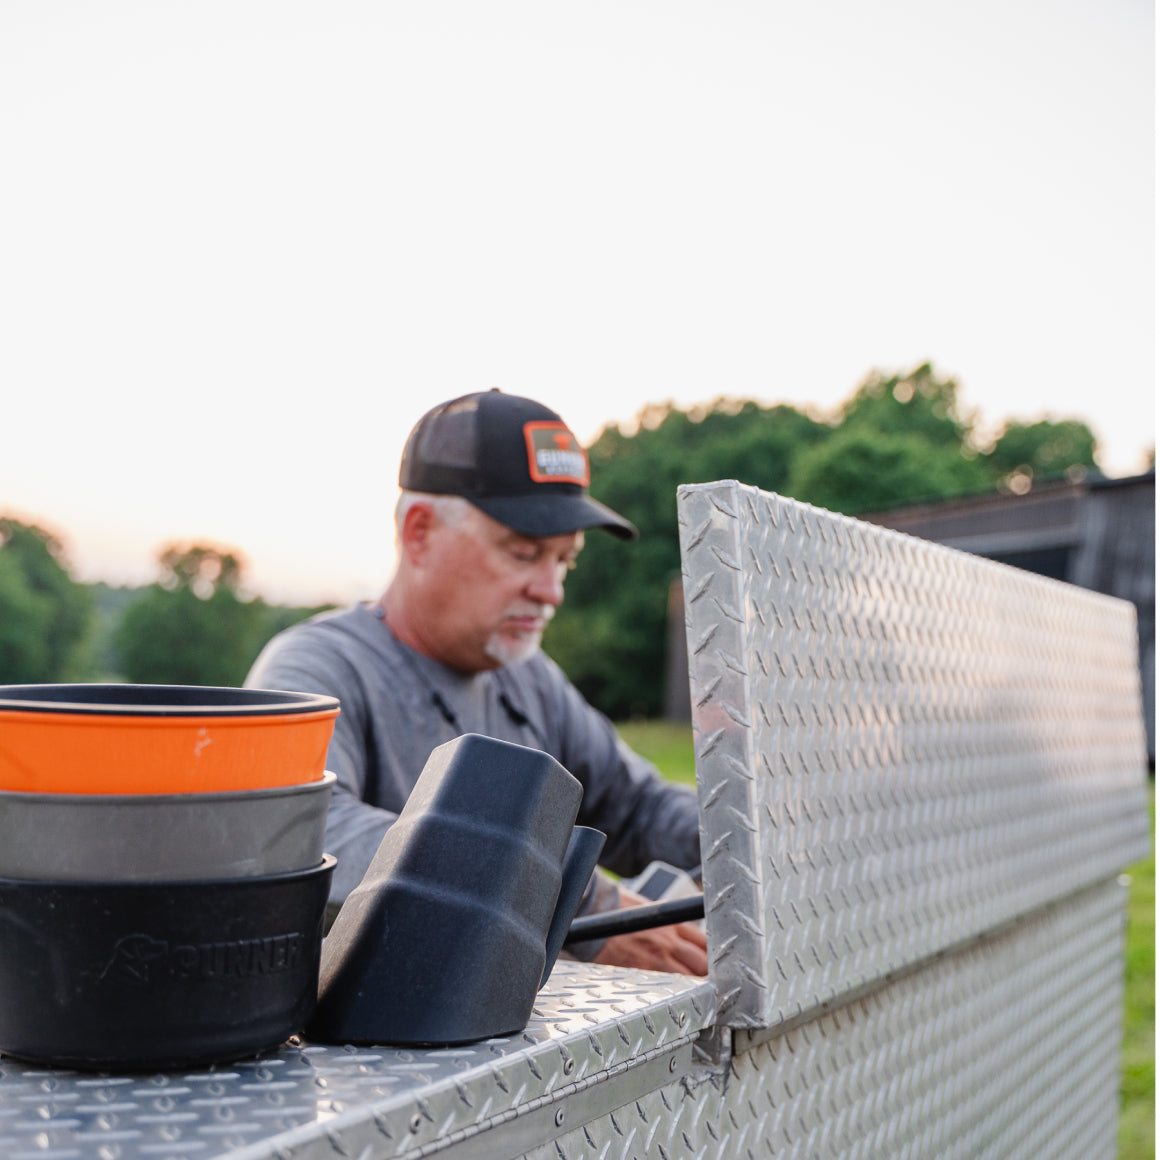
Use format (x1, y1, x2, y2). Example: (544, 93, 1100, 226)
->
(0, 685, 340, 795)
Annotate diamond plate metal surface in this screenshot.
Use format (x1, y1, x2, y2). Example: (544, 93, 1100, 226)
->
(678, 480, 1150, 1030)
(0, 962, 714, 1160)
(522, 878, 1128, 1160)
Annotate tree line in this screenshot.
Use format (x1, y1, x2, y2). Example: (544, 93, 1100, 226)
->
(0, 363, 1119, 711)
(543, 363, 1107, 718)
(0, 524, 330, 688)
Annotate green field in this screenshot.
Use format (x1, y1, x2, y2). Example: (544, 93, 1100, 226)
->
(619, 720, 1155, 1158)
(1119, 801, 1155, 1160)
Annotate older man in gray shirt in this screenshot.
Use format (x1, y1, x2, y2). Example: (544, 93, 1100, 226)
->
(246, 389, 705, 975)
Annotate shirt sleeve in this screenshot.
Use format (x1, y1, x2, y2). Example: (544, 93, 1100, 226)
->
(509, 655, 702, 879)
(245, 619, 397, 903)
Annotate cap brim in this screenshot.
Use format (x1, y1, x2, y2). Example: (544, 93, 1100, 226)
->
(470, 493, 639, 541)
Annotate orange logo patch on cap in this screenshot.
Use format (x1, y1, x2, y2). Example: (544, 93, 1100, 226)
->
(524, 421, 590, 486)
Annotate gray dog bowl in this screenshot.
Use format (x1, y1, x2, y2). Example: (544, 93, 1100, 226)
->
(0, 772, 335, 882)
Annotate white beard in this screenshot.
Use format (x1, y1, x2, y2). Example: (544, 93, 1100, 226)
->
(483, 603, 555, 667)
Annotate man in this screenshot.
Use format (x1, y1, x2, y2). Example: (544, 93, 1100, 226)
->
(246, 389, 706, 975)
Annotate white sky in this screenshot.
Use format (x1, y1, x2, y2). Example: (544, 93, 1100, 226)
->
(1, 1, 1153, 606)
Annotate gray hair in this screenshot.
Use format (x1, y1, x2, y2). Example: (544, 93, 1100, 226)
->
(394, 491, 474, 553)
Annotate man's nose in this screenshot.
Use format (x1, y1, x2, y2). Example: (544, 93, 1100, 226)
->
(525, 560, 567, 607)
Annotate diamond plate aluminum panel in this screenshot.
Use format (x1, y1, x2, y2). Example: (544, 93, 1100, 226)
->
(0, 962, 714, 1160)
(522, 878, 1128, 1160)
(678, 480, 1150, 1030)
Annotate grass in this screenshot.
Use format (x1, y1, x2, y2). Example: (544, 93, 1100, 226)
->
(618, 719, 1156, 1158)
(615, 719, 697, 787)
(1119, 795, 1155, 1160)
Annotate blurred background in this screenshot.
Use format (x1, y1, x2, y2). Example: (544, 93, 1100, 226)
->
(0, 0, 1153, 722)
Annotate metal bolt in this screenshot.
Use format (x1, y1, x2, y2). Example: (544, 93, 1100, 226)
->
(562, 1057, 574, 1075)
(669, 1056, 678, 1073)
(409, 1114, 423, 1134)
(554, 1108, 566, 1127)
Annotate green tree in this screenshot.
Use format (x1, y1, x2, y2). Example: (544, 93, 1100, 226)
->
(114, 544, 273, 686)
(546, 399, 829, 717)
(984, 417, 1098, 483)
(545, 364, 1107, 719)
(113, 544, 336, 687)
(786, 425, 991, 516)
(839, 362, 977, 450)
(88, 581, 150, 680)
(793, 362, 994, 514)
(0, 518, 93, 683)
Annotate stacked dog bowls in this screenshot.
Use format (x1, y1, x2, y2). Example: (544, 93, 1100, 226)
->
(0, 684, 339, 1071)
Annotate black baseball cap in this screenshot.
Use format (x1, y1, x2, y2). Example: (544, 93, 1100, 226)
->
(399, 390, 638, 540)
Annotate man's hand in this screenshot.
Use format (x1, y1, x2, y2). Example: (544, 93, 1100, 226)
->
(590, 888, 708, 976)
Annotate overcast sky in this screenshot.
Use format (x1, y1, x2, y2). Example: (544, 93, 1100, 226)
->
(1, 1, 1153, 605)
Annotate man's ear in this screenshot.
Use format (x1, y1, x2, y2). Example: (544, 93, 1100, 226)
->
(399, 500, 437, 566)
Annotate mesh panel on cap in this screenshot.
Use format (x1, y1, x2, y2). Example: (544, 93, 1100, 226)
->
(415, 398, 479, 470)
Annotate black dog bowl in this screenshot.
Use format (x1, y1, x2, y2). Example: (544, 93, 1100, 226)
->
(0, 856, 335, 1071)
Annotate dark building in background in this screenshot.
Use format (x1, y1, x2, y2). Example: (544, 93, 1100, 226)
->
(862, 472, 1155, 765)
(666, 472, 1156, 766)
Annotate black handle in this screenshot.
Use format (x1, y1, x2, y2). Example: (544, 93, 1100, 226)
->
(563, 894, 704, 944)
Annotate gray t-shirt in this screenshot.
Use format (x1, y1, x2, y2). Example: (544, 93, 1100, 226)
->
(245, 605, 700, 904)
